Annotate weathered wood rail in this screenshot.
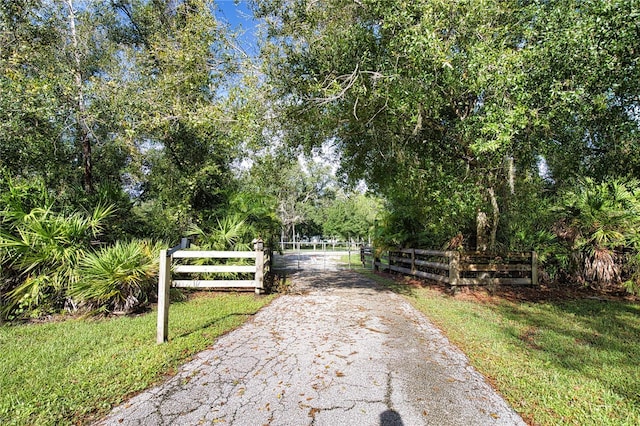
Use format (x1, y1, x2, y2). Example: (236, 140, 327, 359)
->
(361, 247, 537, 289)
(157, 239, 268, 344)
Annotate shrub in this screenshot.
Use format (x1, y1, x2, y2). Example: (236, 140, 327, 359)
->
(71, 240, 162, 314)
(188, 215, 252, 251)
(1, 192, 114, 319)
(553, 178, 640, 291)
(186, 216, 254, 281)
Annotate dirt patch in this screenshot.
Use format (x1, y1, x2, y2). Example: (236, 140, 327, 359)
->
(377, 271, 640, 304)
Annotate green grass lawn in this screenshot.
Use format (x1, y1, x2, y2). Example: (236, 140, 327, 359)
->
(0, 293, 274, 426)
(362, 271, 640, 426)
(338, 252, 360, 267)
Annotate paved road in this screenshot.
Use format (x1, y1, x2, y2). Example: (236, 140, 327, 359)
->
(97, 271, 526, 426)
(272, 250, 356, 272)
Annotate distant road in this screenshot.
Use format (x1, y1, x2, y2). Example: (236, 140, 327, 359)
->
(272, 250, 358, 272)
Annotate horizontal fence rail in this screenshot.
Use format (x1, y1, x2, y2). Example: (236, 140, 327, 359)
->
(279, 240, 362, 253)
(361, 247, 537, 289)
(173, 250, 258, 258)
(157, 239, 268, 344)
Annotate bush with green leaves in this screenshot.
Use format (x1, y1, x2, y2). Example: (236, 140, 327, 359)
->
(553, 178, 640, 292)
(227, 191, 282, 245)
(188, 215, 253, 251)
(0, 176, 115, 318)
(71, 240, 162, 314)
(184, 215, 255, 281)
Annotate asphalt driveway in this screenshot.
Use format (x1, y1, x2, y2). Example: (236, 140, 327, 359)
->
(97, 270, 526, 426)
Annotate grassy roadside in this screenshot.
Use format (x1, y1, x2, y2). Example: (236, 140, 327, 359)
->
(359, 270, 640, 426)
(0, 293, 274, 426)
(338, 253, 362, 267)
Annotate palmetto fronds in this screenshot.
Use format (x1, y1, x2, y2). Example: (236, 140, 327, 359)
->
(0, 202, 114, 317)
(187, 215, 250, 251)
(71, 240, 161, 313)
(555, 178, 640, 289)
(185, 216, 254, 281)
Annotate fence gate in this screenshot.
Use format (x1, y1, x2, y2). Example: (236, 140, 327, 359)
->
(271, 241, 360, 272)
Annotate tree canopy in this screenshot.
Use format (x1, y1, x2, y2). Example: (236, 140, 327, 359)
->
(2, 0, 640, 319)
(255, 0, 640, 251)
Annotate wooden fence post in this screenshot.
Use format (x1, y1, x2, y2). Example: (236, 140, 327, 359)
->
(254, 239, 264, 295)
(411, 248, 416, 275)
(448, 251, 460, 290)
(157, 249, 171, 344)
(531, 251, 538, 285)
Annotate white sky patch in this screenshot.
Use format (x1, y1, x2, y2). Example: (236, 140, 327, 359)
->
(297, 139, 340, 174)
(537, 155, 554, 183)
(232, 156, 253, 173)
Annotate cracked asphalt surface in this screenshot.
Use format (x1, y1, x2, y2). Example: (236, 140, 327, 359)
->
(97, 270, 526, 426)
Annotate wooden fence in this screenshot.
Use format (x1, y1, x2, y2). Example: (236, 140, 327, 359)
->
(361, 247, 537, 289)
(157, 238, 268, 344)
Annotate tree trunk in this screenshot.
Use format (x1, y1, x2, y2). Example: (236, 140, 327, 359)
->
(507, 156, 515, 195)
(476, 210, 489, 252)
(65, 0, 94, 193)
(292, 222, 296, 247)
(81, 131, 93, 193)
(488, 186, 499, 252)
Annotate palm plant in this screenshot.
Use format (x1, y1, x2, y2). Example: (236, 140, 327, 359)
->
(71, 239, 161, 314)
(0, 175, 50, 224)
(0, 198, 114, 318)
(554, 178, 640, 290)
(187, 215, 251, 251)
(228, 191, 281, 244)
(186, 216, 254, 281)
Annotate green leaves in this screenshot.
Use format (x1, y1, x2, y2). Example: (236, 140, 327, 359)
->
(554, 178, 640, 288)
(257, 0, 640, 259)
(556, 178, 640, 251)
(71, 239, 161, 314)
(188, 216, 250, 251)
(0, 176, 117, 318)
(2, 0, 255, 236)
(259, 0, 530, 245)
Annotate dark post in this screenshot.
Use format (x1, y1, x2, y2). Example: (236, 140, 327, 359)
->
(180, 237, 191, 249)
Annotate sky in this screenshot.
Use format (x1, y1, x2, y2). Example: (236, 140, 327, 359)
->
(214, 0, 261, 55)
